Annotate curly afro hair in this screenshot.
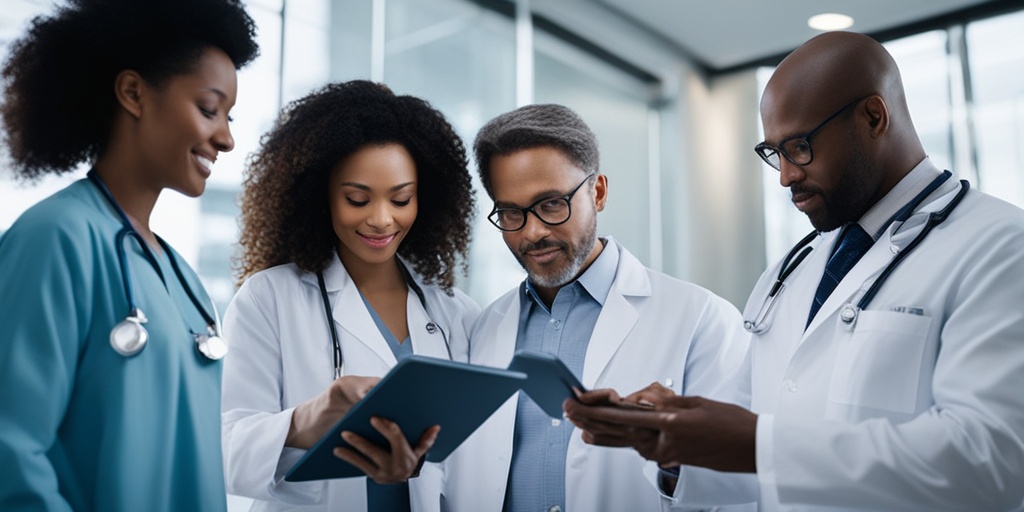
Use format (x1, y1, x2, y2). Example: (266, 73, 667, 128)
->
(236, 80, 476, 293)
(1, 0, 259, 180)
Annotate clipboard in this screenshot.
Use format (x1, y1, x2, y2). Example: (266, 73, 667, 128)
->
(285, 355, 527, 482)
(507, 350, 586, 418)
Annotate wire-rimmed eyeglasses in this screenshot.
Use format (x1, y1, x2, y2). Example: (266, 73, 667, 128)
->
(754, 95, 869, 171)
(487, 174, 594, 231)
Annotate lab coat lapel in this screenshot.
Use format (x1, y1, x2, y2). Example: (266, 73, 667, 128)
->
(466, 288, 521, 369)
(321, 256, 397, 368)
(804, 221, 900, 338)
(407, 292, 450, 360)
(582, 241, 646, 388)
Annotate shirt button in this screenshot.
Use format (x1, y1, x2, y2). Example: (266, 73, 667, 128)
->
(551, 418, 562, 427)
(783, 379, 798, 392)
(550, 319, 561, 329)
(549, 506, 562, 512)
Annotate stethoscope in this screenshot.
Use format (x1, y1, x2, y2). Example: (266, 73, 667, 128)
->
(744, 171, 970, 334)
(87, 171, 227, 360)
(317, 261, 451, 379)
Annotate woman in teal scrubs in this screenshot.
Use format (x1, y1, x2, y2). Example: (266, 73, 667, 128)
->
(0, 1, 258, 510)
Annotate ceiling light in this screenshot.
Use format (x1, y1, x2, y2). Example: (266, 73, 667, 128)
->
(808, 13, 854, 31)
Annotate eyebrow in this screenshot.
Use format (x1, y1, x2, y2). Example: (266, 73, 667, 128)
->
(340, 181, 416, 192)
(495, 187, 567, 208)
(203, 87, 229, 100)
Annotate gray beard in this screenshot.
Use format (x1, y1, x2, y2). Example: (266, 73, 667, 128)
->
(524, 223, 598, 289)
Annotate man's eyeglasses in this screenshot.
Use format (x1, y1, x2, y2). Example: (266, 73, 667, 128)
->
(754, 95, 869, 171)
(487, 174, 594, 232)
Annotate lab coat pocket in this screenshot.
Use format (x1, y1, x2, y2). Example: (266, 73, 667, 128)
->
(827, 310, 931, 414)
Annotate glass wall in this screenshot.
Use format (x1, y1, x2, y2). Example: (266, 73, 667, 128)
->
(967, 9, 1024, 206)
(379, 0, 519, 303)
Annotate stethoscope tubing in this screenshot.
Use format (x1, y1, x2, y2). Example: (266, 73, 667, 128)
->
(88, 171, 222, 358)
(745, 172, 968, 333)
(317, 261, 452, 379)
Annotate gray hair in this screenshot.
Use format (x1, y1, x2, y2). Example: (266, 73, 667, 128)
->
(473, 104, 599, 198)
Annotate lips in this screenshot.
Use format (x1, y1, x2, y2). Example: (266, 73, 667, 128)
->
(359, 232, 397, 250)
(520, 241, 564, 265)
(790, 189, 819, 212)
(194, 153, 215, 176)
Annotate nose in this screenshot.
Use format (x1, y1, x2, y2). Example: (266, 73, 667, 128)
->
(778, 159, 805, 188)
(519, 210, 552, 242)
(213, 117, 234, 153)
(367, 201, 394, 229)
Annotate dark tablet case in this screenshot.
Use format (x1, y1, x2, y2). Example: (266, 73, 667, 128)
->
(285, 355, 527, 481)
(507, 350, 586, 418)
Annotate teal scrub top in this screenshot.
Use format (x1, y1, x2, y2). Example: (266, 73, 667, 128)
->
(0, 179, 226, 511)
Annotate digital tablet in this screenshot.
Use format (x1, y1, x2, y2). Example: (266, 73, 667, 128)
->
(285, 355, 527, 482)
(507, 350, 586, 418)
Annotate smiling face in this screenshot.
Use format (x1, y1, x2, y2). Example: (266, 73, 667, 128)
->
(328, 143, 418, 270)
(488, 146, 606, 296)
(135, 46, 238, 197)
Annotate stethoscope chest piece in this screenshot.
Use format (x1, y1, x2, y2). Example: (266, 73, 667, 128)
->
(110, 310, 149, 357)
(840, 304, 859, 325)
(195, 330, 228, 361)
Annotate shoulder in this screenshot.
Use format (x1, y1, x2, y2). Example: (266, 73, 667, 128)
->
(1, 181, 109, 264)
(236, 262, 310, 299)
(614, 242, 741, 319)
(962, 189, 1024, 230)
(416, 277, 482, 318)
(477, 286, 519, 316)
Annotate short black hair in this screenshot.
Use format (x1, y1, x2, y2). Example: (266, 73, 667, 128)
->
(473, 103, 599, 198)
(1, 0, 259, 180)
(236, 80, 476, 292)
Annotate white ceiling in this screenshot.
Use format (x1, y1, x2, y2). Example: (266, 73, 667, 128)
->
(592, 0, 1003, 72)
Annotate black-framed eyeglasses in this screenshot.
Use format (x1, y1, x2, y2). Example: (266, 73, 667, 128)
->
(487, 174, 594, 232)
(754, 95, 869, 171)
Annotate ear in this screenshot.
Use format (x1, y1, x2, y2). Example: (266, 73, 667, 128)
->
(593, 173, 608, 212)
(114, 70, 145, 119)
(863, 95, 889, 138)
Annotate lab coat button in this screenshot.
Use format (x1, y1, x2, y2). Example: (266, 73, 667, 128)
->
(549, 506, 562, 512)
(783, 379, 798, 392)
(890, 245, 899, 254)
(551, 418, 562, 427)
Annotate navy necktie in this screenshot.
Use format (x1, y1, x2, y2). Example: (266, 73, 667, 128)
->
(807, 224, 873, 327)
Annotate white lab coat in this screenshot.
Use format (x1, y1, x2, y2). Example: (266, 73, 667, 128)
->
(723, 182, 1024, 511)
(221, 254, 479, 512)
(441, 238, 749, 512)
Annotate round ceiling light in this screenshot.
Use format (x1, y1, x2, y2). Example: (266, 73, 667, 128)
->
(808, 13, 854, 31)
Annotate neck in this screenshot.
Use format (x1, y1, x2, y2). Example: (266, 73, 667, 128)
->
(92, 157, 160, 236)
(339, 250, 406, 294)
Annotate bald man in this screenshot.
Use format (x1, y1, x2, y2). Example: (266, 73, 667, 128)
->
(565, 31, 1024, 511)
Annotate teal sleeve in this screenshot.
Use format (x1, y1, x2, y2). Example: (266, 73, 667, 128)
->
(0, 214, 90, 511)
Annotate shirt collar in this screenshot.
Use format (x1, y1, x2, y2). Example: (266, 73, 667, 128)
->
(857, 157, 943, 240)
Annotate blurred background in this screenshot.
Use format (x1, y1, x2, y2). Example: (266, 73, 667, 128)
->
(1, 0, 1022, 318)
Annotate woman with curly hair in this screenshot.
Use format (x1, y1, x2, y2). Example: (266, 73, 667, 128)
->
(221, 80, 479, 511)
(0, 0, 258, 510)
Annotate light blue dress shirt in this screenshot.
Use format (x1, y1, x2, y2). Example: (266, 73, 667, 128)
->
(504, 240, 618, 512)
(360, 291, 414, 511)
